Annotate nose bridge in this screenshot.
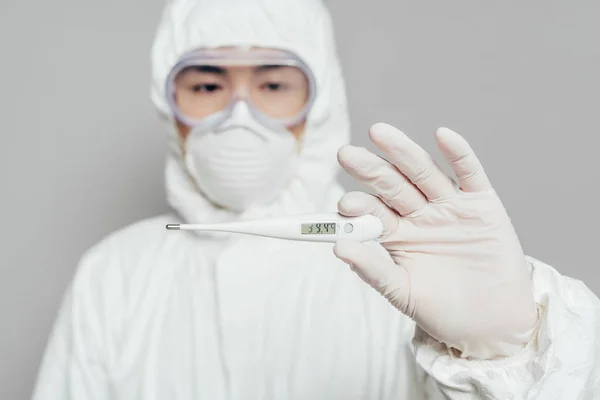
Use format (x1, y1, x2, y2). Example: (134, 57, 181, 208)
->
(231, 66, 255, 100)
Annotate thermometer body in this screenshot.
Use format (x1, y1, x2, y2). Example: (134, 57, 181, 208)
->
(166, 213, 383, 243)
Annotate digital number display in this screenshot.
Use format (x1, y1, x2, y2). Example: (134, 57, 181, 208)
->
(301, 222, 336, 235)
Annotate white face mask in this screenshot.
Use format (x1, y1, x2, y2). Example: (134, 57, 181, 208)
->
(183, 102, 299, 212)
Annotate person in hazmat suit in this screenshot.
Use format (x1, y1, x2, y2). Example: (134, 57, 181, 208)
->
(32, 0, 600, 398)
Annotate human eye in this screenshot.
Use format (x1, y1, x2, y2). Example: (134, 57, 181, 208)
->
(190, 82, 223, 93)
(260, 81, 290, 92)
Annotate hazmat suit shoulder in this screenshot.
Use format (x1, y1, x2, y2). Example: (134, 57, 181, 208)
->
(68, 213, 181, 290)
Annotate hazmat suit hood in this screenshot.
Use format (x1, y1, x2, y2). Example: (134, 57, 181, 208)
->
(150, 0, 351, 225)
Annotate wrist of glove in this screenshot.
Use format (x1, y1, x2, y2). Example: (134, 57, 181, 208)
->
(415, 303, 542, 361)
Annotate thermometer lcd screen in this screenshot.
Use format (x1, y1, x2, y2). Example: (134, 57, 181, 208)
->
(301, 222, 336, 234)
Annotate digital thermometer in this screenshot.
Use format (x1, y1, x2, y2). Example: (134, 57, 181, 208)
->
(165, 213, 383, 243)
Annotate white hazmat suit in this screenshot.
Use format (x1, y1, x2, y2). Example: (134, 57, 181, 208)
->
(33, 0, 600, 398)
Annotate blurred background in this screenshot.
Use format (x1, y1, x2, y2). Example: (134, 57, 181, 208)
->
(1, 0, 599, 398)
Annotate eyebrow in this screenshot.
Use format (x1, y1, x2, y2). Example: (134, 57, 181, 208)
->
(191, 65, 227, 75)
(184, 65, 285, 75)
(255, 65, 285, 72)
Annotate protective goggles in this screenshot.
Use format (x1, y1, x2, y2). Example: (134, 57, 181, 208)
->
(165, 48, 317, 131)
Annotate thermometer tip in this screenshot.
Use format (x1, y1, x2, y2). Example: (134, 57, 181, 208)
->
(166, 224, 180, 230)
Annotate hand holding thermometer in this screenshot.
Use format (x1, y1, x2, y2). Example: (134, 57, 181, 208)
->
(165, 213, 383, 243)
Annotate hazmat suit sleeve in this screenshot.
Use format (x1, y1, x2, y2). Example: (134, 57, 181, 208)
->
(32, 245, 112, 400)
(413, 255, 600, 399)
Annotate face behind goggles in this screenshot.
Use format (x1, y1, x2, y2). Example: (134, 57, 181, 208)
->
(166, 47, 317, 132)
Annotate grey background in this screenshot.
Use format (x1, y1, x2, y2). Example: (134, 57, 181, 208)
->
(1, 0, 599, 398)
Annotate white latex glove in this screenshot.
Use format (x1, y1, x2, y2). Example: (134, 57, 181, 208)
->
(334, 123, 538, 360)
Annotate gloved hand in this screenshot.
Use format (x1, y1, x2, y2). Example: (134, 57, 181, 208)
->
(334, 123, 538, 360)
